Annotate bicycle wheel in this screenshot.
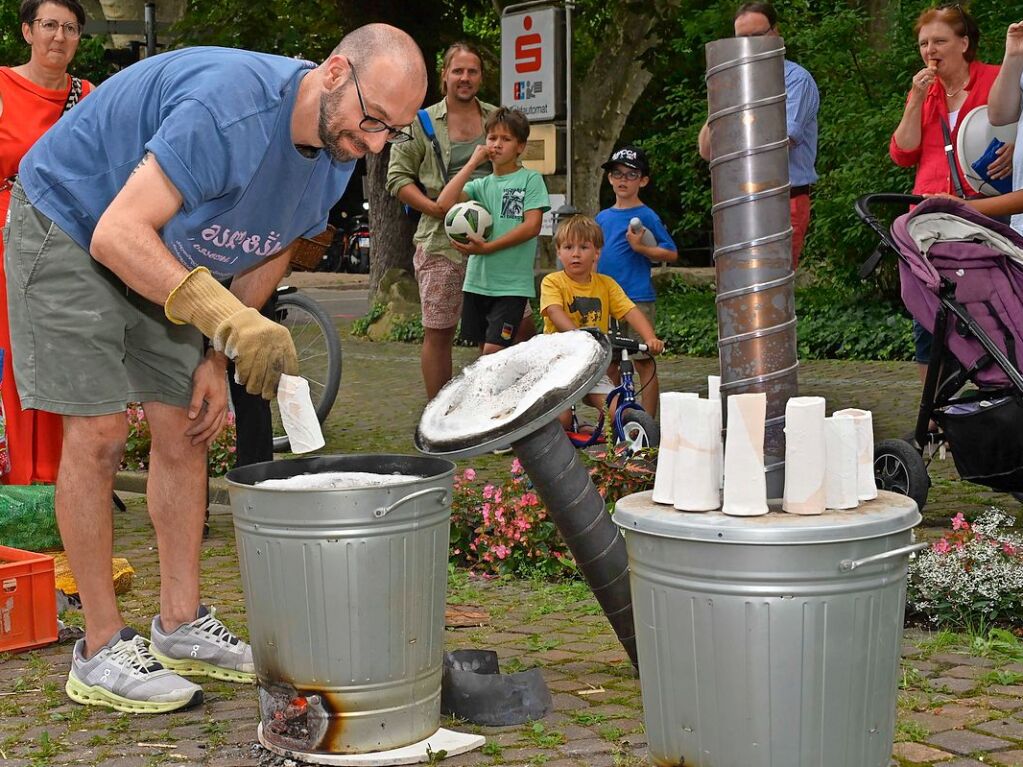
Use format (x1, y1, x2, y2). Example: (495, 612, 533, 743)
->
(271, 292, 342, 452)
(619, 409, 660, 453)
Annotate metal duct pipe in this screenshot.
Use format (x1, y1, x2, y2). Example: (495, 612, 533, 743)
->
(511, 420, 637, 668)
(415, 334, 638, 669)
(705, 36, 799, 497)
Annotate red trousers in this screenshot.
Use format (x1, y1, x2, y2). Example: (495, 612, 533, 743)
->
(790, 191, 811, 269)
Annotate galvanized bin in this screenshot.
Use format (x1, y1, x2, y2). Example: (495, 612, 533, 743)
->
(613, 490, 923, 767)
(226, 454, 455, 757)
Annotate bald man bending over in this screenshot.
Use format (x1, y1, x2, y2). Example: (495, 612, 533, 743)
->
(5, 24, 426, 713)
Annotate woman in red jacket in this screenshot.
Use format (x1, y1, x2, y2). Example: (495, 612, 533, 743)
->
(890, 4, 1013, 381)
(0, 0, 93, 484)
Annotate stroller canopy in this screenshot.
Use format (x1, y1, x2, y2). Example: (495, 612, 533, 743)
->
(892, 198, 1023, 389)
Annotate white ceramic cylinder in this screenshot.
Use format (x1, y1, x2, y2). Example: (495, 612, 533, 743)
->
(673, 398, 722, 512)
(833, 408, 878, 501)
(722, 392, 768, 516)
(782, 397, 826, 515)
(824, 416, 859, 509)
(708, 376, 724, 489)
(652, 393, 684, 505)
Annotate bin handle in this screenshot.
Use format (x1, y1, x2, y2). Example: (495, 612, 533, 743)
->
(374, 486, 449, 519)
(839, 542, 929, 572)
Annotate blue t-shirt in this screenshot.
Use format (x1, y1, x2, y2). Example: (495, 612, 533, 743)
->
(19, 47, 355, 277)
(595, 205, 676, 303)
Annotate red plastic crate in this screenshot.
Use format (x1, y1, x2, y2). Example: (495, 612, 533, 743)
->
(0, 545, 57, 653)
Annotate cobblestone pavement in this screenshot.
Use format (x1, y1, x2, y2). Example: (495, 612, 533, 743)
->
(2, 331, 1022, 766)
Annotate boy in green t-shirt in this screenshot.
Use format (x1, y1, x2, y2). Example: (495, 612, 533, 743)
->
(540, 215, 664, 427)
(436, 107, 550, 355)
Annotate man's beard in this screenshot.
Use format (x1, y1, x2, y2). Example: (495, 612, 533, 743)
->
(318, 87, 369, 163)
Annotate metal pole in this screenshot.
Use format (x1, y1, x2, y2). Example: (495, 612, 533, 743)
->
(144, 2, 156, 58)
(705, 36, 799, 498)
(564, 1, 573, 205)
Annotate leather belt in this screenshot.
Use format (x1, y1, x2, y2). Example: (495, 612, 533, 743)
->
(790, 184, 811, 197)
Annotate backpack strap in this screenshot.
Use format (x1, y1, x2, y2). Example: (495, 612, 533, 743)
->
(939, 116, 967, 199)
(418, 108, 449, 185)
(62, 76, 82, 114)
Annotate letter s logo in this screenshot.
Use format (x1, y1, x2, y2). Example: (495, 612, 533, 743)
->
(515, 16, 542, 73)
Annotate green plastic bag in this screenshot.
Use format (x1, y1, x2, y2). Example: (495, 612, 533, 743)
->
(0, 485, 61, 552)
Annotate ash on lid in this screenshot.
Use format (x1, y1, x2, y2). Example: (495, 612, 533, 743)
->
(255, 472, 423, 490)
(418, 331, 605, 452)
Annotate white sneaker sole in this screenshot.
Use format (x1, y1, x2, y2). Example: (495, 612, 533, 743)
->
(150, 650, 256, 684)
(66, 674, 203, 713)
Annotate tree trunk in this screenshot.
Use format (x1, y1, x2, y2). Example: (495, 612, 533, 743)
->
(570, 4, 676, 216)
(365, 149, 416, 300)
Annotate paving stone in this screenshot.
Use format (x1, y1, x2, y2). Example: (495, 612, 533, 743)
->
(942, 759, 989, 767)
(972, 695, 1023, 712)
(931, 654, 997, 668)
(892, 741, 955, 762)
(946, 665, 989, 680)
(975, 718, 1023, 740)
(926, 729, 1012, 754)
(561, 737, 617, 756)
(931, 676, 982, 694)
(989, 749, 1023, 766)
(989, 685, 1023, 697)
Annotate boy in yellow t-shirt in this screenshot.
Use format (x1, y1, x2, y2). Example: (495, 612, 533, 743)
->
(540, 215, 664, 427)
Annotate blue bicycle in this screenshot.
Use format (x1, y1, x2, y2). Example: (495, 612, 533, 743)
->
(565, 333, 660, 453)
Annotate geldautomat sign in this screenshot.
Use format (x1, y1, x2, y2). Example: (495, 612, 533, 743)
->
(500, 5, 566, 123)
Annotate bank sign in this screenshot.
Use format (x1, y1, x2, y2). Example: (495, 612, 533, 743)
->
(501, 6, 565, 122)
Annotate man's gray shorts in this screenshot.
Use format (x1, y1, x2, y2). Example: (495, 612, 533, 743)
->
(2, 182, 202, 416)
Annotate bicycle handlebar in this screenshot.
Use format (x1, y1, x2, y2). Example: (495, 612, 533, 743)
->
(577, 327, 647, 353)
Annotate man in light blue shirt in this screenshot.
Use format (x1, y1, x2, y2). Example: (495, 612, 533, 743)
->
(699, 1, 820, 267)
(6, 25, 426, 714)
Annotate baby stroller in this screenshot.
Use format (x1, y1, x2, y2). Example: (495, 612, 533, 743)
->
(855, 193, 1023, 511)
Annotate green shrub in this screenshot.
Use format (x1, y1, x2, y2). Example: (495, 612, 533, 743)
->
(655, 278, 914, 361)
(122, 404, 237, 477)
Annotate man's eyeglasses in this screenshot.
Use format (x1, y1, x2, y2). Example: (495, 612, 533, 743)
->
(31, 18, 82, 38)
(609, 169, 642, 181)
(349, 64, 412, 145)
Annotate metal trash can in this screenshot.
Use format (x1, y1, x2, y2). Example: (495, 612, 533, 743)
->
(226, 454, 455, 757)
(613, 490, 923, 767)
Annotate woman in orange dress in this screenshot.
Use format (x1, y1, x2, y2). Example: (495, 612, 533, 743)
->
(0, 0, 92, 484)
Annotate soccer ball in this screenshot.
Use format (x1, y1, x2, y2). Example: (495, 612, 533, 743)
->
(444, 201, 493, 245)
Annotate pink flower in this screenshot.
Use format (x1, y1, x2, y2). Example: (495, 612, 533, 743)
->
(483, 485, 494, 500)
(511, 458, 523, 474)
(933, 538, 951, 554)
(1003, 543, 1018, 556)
(493, 544, 510, 560)
(951, 513, 969, 531)
(464, 468, 476, 481)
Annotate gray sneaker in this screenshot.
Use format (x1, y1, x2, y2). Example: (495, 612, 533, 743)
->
(150, 605, 256, 683)
(66, 627, 203, 713)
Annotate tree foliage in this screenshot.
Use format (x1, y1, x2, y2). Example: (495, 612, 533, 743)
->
(638, 0, 1020, 296)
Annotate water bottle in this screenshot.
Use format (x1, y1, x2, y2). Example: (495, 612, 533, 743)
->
(629, 217, 657, 247)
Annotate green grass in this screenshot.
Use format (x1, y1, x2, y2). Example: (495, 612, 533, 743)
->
(894, 718, 929, 743)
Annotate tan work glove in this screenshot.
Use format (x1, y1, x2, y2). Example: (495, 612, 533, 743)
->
(165, 267, 298, 400)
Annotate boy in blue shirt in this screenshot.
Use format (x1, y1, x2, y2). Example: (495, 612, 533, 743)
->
(596, 146, 677, 418)
(437, 107, 550, 355)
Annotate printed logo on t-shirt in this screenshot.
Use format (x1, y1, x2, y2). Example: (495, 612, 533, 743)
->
(501, 189, 525, 219)
(568, 295, 603, 327)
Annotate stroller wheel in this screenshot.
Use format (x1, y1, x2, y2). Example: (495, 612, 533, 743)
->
(874, 439, 930, 511)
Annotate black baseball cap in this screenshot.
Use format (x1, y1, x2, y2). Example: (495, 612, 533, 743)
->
(601, 145, 650, 176)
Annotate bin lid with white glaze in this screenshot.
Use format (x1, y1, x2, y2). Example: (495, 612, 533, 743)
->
(613, 490, 920, 544)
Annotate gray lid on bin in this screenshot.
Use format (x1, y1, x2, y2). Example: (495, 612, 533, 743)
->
(415, 330, 611, 458)
(613, 490, 920, 544)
